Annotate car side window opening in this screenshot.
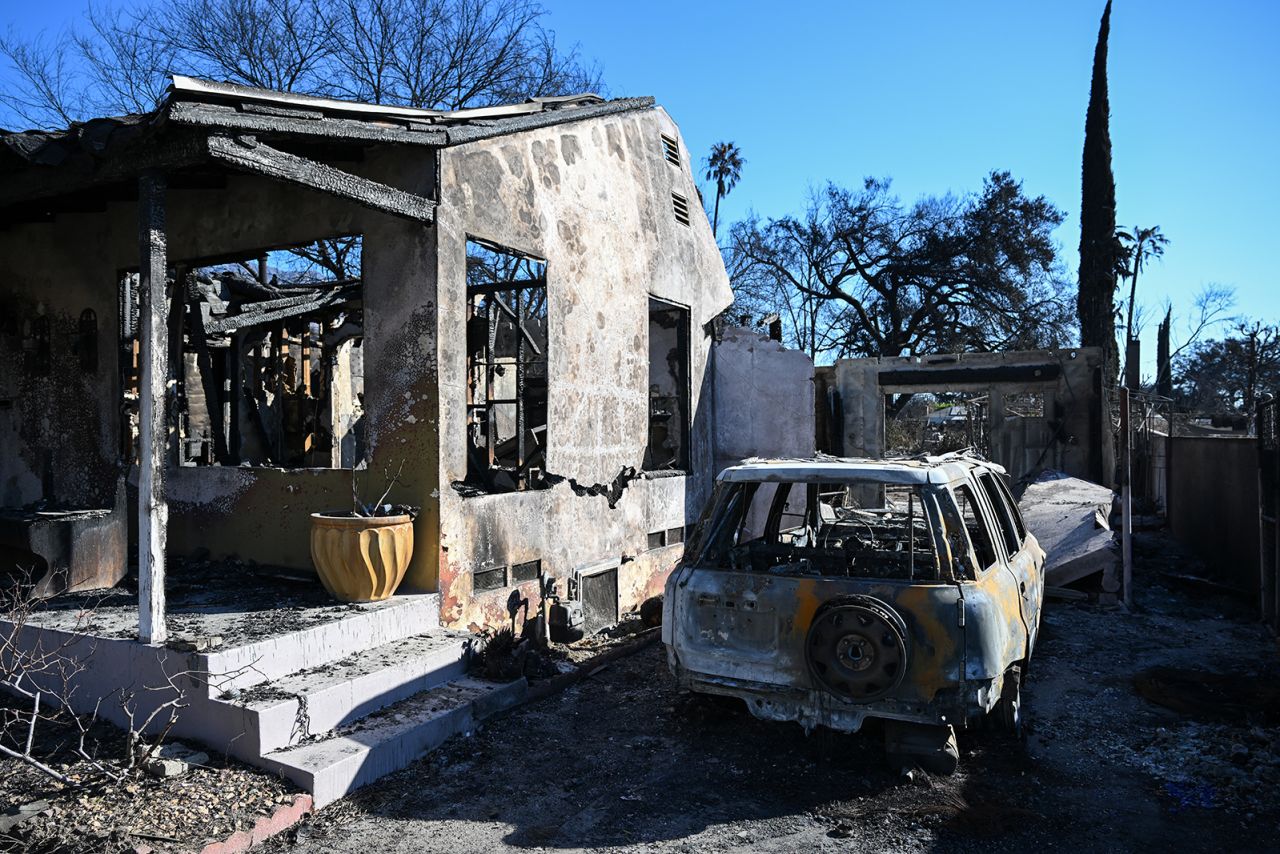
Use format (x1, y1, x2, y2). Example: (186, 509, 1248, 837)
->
(976, 472, 1022, 557)
(953, 483, 1001, 573)
(992, 473, 1028, 543)
(699, 479, 939, 580)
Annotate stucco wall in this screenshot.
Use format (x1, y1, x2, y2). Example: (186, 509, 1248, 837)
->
(0, 207, 123, 509)
(0, 146, 443, 588)
(713, 326, 815, 475)
(433, 106, 733, 629)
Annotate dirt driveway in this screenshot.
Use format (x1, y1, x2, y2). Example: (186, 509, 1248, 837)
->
(269, 534, 1280, 853)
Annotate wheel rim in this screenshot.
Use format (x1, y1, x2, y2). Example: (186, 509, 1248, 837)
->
(806, 601, 908, 703)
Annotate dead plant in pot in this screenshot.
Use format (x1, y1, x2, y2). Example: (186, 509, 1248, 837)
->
(310, 461, 419, 603)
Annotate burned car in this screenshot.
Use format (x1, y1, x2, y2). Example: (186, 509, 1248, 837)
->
(662, 454, 1044, 772)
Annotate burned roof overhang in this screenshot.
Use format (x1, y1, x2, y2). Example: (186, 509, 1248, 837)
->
(207, 134, 434, 223)
(0, 75, 655, 226)
(0, 127, 435, 227)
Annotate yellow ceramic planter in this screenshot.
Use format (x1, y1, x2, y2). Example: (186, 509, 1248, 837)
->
(309, 513, 414, 603)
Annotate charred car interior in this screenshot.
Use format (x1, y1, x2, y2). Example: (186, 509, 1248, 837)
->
(703, 481, 939, 581)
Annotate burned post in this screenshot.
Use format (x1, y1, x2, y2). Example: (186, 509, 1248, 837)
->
(137, 171, 169, 645)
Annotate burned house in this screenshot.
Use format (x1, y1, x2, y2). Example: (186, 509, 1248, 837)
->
(0, 75, 730, 630)
(0, 77, 731, 801)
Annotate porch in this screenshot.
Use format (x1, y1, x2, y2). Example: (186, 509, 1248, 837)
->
(3, 557, 523, 808)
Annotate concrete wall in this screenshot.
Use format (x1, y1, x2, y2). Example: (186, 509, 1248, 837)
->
(0, 146, 443, 588)
(433, 106, 733, 630)
(712, 326, 815, 476)
(833, 348, 1110, 487)
(1168, 435, 1260, 593)
(0, 203, 125, 509)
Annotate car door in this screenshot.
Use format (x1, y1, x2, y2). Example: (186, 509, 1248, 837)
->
(975, 469, 1041, 655)
(949, 477, 1027, 678)
(986, 471, 1045, 651)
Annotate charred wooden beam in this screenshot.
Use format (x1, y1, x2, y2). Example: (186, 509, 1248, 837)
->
(203, 290, 357, 334)
(168, 101, 447, 147)
(206, 134, 435, 223)
(137, 171, 169, 645)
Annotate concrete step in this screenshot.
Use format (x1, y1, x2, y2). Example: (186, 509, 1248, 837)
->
(194, 592, 441, 696)
(212, 631, 475, 758)
(261, 676, 528, 808)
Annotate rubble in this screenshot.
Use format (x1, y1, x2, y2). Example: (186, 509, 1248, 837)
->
(1019, 469, 1118, 588)
(139, 743, 211, 779)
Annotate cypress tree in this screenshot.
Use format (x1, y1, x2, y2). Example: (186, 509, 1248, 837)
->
(1078, 1, 1121, 383)
(1156, 308, 1173, 398)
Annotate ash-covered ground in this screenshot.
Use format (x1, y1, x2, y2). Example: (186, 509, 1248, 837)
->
(270, 532, 1280, 854)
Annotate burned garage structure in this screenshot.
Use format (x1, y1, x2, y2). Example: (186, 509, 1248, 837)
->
(0, 75, 732, 637)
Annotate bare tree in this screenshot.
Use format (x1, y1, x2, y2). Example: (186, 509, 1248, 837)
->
(728, 172, 1074, 376)
(1, 0, 603, 129)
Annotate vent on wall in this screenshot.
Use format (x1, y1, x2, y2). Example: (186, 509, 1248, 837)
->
(511, 559, 541, 583)
(660, 134, 681, 166)
(579, 565, 620, 635)
(671, 192, 691, 227)
(474, 565, 507, 591)
(647, 527, 688, 550)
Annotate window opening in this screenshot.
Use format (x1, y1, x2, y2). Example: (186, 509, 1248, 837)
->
(77, 309, 98, 373)
(977, 471, 1022, 556)
(644, 297, 690, 471)
(953, 483, 999, 572)
(464, 238, 548, 493)
(886, 391, 989, 457)
(1003, 391, 1045, 418)
(119, 235, 364, 468)
(698, 479, 938, 580)
(992, 472, 1028, 542)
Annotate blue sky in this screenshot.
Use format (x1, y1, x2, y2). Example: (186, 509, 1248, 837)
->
(4, 1, 1278, 369)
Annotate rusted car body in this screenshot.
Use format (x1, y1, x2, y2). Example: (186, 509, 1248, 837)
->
(663, 454, 1044, 761)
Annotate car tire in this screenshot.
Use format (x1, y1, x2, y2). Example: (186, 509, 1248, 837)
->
(992, 665, 1022, 736)
(805, 596, 909, 704)
(884, 721, 959, 776)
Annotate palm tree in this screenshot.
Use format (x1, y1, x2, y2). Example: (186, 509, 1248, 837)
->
(1117, 224, 1169, 342)
(705, 141, 744, 239)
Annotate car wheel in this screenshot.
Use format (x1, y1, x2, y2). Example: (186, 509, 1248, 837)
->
(992, 665, 1022, 736)
(884, 721, 959, 776)
(805, 596, 909, 704)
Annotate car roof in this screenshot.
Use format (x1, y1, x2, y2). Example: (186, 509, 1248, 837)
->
(716, 454, 1005, 486)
